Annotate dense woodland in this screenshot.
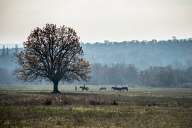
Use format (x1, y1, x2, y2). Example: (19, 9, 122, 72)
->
(0, 38, 192, 87)
(89, 63, 192, 87)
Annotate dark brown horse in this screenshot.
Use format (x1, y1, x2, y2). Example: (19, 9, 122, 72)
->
(111, 87, 128, 92)
(80, 85, 89, 91)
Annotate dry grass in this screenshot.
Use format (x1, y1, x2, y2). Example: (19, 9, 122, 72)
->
(0, 88, 191, 128)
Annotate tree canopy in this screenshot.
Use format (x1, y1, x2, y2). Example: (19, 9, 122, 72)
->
(16, 24, 90, 93)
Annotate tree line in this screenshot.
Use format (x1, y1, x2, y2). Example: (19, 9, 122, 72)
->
(87, 64, 192, 87)
(0, 61, 192, 88)
(82, 38, 192, 69)
(1, 37, 192, 88)
(0, 44, 18, 56)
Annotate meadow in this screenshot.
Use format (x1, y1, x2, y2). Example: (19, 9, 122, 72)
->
(0, 85, 191, 128)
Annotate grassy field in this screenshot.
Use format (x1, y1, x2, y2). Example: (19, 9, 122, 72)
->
(0, 86, 192, 128)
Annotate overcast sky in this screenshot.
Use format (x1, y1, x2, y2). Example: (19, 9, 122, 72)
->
(0, 0, 192, 44)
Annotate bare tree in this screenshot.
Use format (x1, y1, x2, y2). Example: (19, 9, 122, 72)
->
(16, 24, 91, 93)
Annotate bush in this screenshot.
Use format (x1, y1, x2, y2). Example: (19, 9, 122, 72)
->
(44, 99, 52, 105)
(111, 100, 118, 105)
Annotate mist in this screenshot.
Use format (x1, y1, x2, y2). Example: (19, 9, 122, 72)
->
(1, 38, 192, 88)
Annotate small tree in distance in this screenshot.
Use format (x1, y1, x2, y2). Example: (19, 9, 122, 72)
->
(16, 24, 91, 93)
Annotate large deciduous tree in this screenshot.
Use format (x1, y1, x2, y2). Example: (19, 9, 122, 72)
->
(16, 24, 90, 93)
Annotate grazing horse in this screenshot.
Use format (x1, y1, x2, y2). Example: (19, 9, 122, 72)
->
(99, 87, 107, 91)
(80, 86, 89, 91)
(111, 87, 128, 92)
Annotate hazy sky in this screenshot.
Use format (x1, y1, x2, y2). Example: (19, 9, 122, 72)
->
(0, 0, 192, 43)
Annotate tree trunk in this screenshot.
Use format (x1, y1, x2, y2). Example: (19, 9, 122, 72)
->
(52, 80, 60, 94)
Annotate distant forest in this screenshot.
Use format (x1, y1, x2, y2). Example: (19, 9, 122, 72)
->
(0, 38, 192, 87)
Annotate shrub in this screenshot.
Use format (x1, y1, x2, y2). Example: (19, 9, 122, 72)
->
(44, 99, 52, 105)
(111, 100, 118, 105)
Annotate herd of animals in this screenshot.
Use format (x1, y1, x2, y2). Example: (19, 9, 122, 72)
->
(77, 85, 128, 92)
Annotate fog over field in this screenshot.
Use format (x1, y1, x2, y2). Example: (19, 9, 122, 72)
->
(1, 38, 192, 87)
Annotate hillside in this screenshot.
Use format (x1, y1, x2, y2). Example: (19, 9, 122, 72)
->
(82, 39, 192, 69)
